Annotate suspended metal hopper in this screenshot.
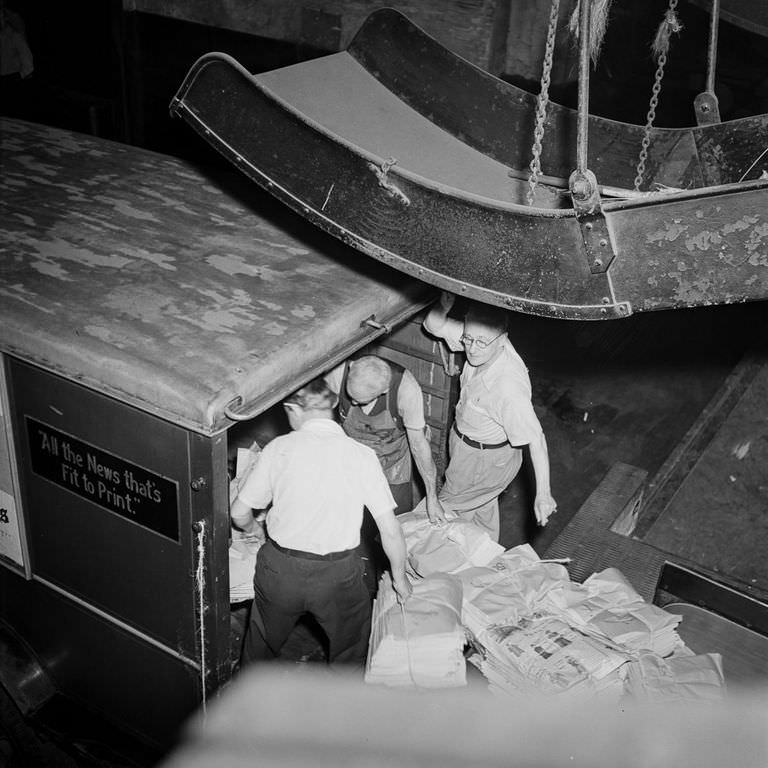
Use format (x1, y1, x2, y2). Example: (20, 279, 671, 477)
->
(171, 9, 768, 320)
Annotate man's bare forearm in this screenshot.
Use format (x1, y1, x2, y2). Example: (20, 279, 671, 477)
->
(376, 513, 409, 586)
(230, 497, 255, 533)
(423, 291, 455, 337)
(528, 431, 557, 525)
(528, 432, 552, 496)
(406, 427, 438, 498)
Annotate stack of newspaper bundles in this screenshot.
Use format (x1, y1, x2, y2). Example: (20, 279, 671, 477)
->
(545, 568, 683, 658)
(381, 516, 724, 702)
(228, 528, 264, 603)
(228, 445, 264, 603)
(472, 613, 631, 700)
(365, 572, 467, 688)
(457, 546, 631, 700)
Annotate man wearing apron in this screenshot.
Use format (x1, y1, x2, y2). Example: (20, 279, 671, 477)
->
(423, 292, 557, 542)
(326, 356, 446, 591)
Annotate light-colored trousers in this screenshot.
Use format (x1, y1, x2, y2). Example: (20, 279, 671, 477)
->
(438, 429, 523, 542)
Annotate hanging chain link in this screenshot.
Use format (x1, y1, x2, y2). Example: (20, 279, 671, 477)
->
(527, 0, 561, 206)
(634, 0, 679, 191)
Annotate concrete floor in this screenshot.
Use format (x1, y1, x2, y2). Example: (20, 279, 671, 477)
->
(498, 300, 768, 558)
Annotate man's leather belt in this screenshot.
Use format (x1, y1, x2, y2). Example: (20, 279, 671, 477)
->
(270, 539, 354, 561)
(453, 422, 508, 450)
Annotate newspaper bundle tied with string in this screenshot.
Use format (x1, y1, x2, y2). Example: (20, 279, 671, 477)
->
(228, 442, 266, 603)
(364, 512, 504, 687)
(365, 572, 467, 688)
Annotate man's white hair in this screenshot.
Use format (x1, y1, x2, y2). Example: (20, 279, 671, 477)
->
(347, 356, 391, 403)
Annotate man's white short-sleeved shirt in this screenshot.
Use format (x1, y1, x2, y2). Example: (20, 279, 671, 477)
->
(236, 419, 396, 554)
(441, 318, 542, 446)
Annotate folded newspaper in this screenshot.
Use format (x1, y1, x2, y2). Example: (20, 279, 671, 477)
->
(472, 612, 631, 698)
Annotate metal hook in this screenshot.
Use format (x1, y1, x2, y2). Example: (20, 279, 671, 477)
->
(360, 314, 392, 334)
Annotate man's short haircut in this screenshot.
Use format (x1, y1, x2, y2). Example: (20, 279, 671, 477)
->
(347, 356, 391, 403)
(465, 302, 509, 334)
(286, 378, 337, 411)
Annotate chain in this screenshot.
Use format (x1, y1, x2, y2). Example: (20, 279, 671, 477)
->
(634, 0, 679, 191)
(528, 0, 561, 206)
(633, 54, 666, 191)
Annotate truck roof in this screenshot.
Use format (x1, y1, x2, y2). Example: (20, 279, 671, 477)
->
(0, 118, 429, 433)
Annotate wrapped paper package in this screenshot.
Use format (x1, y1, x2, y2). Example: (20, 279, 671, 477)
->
(545, 568, 683, 657)
(366, 573, 467, 688)
(624, 651, 726, 702)
(397, 512, 504, 577)
(457, 545, 571, 635)
(228, 444, 264, 603)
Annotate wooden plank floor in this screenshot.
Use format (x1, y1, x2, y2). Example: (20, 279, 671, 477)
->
(666, 603, 768, 687)
(497, 302, 768, 556)
(643, 362, 768, 596)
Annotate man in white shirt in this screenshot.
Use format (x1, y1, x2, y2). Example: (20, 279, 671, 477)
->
(423, 292, 557, 542)
(231, 378, 411, 667)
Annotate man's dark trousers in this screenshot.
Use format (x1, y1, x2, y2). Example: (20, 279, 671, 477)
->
(242, 539, 372, 666)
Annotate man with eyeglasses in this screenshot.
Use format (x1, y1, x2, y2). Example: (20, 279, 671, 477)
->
(230, 378, 411, 667)
(423, 292, 557, 542)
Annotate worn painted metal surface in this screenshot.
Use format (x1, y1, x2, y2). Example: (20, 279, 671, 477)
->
(0, 118, 430, 432)
(347, 10, 768, 190)
(170, 10, 768, 320)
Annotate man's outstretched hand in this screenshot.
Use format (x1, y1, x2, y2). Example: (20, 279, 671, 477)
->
(392, 573, 413, 604)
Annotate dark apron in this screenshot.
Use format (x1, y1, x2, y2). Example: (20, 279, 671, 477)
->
(338, 360, 412, 495)
(339, 360, 413, 595)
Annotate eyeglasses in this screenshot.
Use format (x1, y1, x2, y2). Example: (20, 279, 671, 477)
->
(459, 331, 504, 350)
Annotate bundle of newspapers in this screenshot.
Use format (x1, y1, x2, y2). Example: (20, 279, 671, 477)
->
(387, 515, 725, 702)
(457, 545, 572, 631)
(365, 572, 467, 688)
(229, 527, 264, 603)
(545, 568, 684, 658)
(397, 512, 504, 577)
(228, 444, 265, 603)
(455, 546, 629, 700)
(460, 547, 723, 702)
(471, 612, 630, 701)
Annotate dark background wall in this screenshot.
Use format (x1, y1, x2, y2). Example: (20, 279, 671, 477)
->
(521, 0, 768, 127)
(2, 0, 766, 163)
